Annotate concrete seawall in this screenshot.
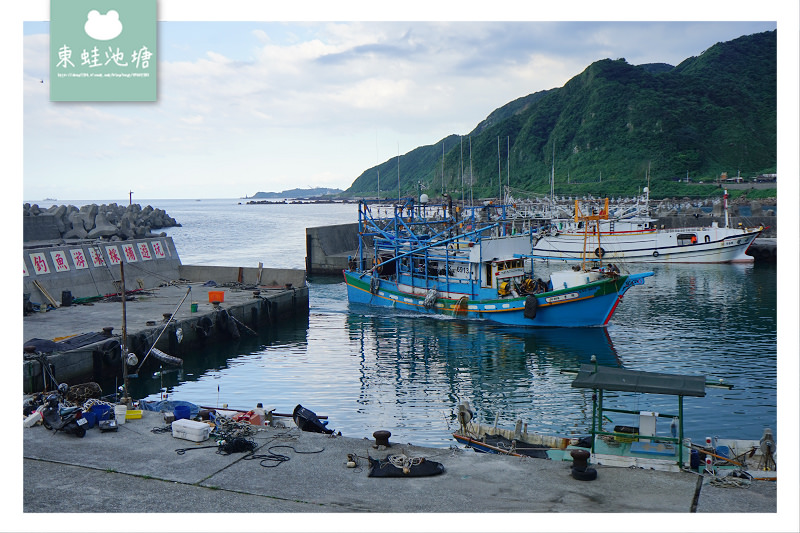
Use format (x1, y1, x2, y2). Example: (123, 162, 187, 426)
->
(306, 222, 365, 275)
(23, 279, 308, 394)
(23, 237, 309, 394)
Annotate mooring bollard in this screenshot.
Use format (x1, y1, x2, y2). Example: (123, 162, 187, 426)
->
(373, 430, 391, 448)
(570, 448, 597, 481)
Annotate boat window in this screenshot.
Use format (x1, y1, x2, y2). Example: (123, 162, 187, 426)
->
(677, 233, 698, 246)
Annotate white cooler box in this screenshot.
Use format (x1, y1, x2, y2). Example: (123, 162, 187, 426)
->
(172, 419, 211, 442)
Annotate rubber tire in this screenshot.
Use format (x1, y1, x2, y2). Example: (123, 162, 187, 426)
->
(196, 316, 213, 339)
(571, 466, 598, 481)
(653, 251, 660, 258)
(594, 247, 605, 258)
(100, 339, 122, 366)
(523, 295, 538, 319)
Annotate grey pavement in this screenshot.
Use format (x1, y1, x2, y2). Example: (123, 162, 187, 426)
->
(19, 410, 780, 529)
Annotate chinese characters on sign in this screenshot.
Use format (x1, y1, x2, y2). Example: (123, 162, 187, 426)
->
(121, 244, 138, 262)
(26, 240, 169, 276)
(138, 242, 152, 260)
(50, 251, 71, 273)
(89, 246, 106, 267)
(29, 253, 50, 275)
(105, 245, 122, 265)
(70, 249, 89, 269)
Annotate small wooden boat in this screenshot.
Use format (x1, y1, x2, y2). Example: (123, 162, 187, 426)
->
(454, 363, 777, 477)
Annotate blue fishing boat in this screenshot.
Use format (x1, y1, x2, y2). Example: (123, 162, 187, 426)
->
(343, 197, 653, 327)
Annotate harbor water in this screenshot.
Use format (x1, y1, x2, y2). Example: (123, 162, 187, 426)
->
(112, 199, 776, 448)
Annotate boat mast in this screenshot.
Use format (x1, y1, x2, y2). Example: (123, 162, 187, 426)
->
(550, 142, 555, 202)
(460, 136, 464, 205)
(397, 143, 400, 202)
(497, 136, 501, 201)
(469, 136, 473, 206)
(506, 136, 510, 204)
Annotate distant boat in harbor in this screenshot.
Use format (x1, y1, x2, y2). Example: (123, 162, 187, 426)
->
(528, 189, 762, 264)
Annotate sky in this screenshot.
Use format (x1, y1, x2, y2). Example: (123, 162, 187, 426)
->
(14, 2, 793, 203)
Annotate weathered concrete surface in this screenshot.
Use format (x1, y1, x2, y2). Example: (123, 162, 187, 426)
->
(306, 222, 363, 275)
(18, 409, 784, 532)
(22, 280, 308, 393)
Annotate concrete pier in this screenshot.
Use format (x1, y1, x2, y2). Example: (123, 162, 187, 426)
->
(20, 409, 779, 520)
(22, 280, 307, 394)
(22, 233, 310, 393)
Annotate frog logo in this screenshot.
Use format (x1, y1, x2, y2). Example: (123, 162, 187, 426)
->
(84, 9, 123, 41)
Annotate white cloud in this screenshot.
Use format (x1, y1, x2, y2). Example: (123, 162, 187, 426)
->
(22, 20, 781, 200)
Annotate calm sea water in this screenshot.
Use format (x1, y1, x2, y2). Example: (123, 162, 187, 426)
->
(114, 199, 776, 447)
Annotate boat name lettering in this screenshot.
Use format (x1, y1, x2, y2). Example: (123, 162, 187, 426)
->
(545, 292, 579, 304)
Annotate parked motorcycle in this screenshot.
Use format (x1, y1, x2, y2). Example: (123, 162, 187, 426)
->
(40, 384, 87, 438)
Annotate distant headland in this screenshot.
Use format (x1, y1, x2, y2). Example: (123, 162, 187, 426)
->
(243, 187, 343, 200)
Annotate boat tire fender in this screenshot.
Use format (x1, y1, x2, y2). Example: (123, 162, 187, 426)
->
(594, 247, 605, 258)
(99, 339, 122, 366)
(195, 316, 213, 340)
(652, 251, 659, 258)
(571, 466, 597, 481)
(523, 296, 538, 319)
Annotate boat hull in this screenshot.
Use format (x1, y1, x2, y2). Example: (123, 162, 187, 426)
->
(532, 227, 761, 263)
(343, 269, 653, 328)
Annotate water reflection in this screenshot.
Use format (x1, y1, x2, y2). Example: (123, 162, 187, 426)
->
(128, 264, 776, 448)
(343, 309, 624, 438)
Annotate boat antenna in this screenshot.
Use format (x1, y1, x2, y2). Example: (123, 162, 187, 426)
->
(551, 142, 556, 202)
(469, 136, 474, 206)
(376, 130, 380, 201)
(497, 136, 501, 201)
(460, 136, 464, 204)
(397, 142, 400, 202)
(442, 140, 445, 196)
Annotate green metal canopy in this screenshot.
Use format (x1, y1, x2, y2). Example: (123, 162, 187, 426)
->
(571, 364, 706, 397)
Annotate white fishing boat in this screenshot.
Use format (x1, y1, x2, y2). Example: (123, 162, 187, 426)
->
(529, 190, 763, 264)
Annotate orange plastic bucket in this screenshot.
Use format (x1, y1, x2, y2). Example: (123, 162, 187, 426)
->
(208, 290, 224, 303)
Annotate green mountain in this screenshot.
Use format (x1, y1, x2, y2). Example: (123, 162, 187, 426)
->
(344, 30, 776, 200)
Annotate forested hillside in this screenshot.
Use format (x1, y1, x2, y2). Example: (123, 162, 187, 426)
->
(344, 30, 776, 200)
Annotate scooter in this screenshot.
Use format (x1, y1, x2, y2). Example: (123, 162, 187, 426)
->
(40, 384, 87, 438)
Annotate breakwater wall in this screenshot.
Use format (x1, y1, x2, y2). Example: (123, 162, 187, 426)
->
(24, 237, 183, 308)
(306, 222, 365, 275)
(23, 202, 179, 243)
(23, 273, 308, 394)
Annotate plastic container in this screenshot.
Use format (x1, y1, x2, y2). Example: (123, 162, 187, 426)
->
(81, 411, 97, 429)
(208, 291, 224, 303)
(125, 409, 143, 420)
(172, 419, 211, 442)
(174, 405, 191, 421)
(114, 404, 127, 425)
(23, 411, 42, 428)
(190, 302, 198, 312)
(91, 404, 112, 421)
